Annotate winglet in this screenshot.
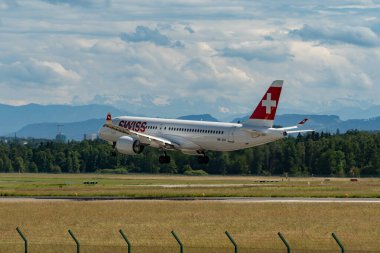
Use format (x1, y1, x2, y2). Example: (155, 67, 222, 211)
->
(298, 118, 308, 125)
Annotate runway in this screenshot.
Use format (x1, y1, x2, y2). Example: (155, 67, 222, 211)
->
(0, 196, 380, 203)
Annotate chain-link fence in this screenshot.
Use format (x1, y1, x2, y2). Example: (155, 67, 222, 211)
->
(1, 228, 378, 253)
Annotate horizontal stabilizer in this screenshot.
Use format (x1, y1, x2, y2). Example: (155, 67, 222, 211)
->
(286, 130, 314, 134)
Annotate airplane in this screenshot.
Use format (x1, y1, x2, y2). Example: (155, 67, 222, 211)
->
(98, 80, 313, 164)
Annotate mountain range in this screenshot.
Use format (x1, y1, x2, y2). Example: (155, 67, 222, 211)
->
(0, 104, 377, 140)
(0, 103, 133, 136)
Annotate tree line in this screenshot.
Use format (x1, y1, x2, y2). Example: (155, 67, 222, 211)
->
(0, 130, 379, 176)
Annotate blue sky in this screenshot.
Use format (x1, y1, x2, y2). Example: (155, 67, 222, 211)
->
(1, 0, 380, 120)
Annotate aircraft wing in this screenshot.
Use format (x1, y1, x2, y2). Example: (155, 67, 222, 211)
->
(128, 130, 177, 148)
(104, 120, 178, 149)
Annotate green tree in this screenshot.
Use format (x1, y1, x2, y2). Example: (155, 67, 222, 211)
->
(29, 162, 38, 173)
(14, 156, 26, 173)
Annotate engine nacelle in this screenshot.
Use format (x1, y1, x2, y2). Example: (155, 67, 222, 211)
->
(115, 136, 145, 155)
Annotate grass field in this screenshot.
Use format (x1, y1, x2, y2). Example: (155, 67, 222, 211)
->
(0, 174, 379, 252)
(0, 173, 379, 198)
(0, 200, 379, 252)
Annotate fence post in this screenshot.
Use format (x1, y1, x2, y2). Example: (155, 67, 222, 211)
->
(332, 233, 345, 253)
(225, 231, 238, 253)
(278, 232, 291, 253)
(119, 229, 131, 253)
(68, 229, 80, 253)
(16, 227, 28, 253)
(171, 231, 183, 253)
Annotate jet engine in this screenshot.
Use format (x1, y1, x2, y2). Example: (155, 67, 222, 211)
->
(116, 136, 144, 155)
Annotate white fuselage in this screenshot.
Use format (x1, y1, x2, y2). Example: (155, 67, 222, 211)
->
(99, 116, 283, 154)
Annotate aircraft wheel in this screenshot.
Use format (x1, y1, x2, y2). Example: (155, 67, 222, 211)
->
(159, 155, 166, 164)
(159, 155, 171, 164)
(111, 150, 117, 157)
(198, 156, 209, 164)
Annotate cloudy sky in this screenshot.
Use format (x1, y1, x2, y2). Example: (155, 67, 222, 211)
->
(1, 0, 380, 120)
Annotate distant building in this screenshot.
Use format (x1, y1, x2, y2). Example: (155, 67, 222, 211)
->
(84, 133, 98, 141)
(55, 124, 66, 143)
(55, 133, 67, 143)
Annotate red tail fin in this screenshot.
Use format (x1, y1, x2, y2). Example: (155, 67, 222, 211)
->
(105, 112, 112, 125)
(244, 80, 283, 128)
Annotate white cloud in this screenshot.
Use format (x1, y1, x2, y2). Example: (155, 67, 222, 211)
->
(152, 96, 170, 106)
(0, 0, 18, 10)
(0, 0, 379, 118)
(0, 58, 80, 87)
(220, 42, 293, 62)
(288, 41, 373, 89)
(219, 106, 230, 113)
(120, 25, 184, 48)
(33, 59, 81, 80)
(290, 24, 380, 47)
(41, 0, 110, 8)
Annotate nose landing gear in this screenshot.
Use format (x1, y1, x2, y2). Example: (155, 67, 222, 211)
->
(111, 142, 117, 157)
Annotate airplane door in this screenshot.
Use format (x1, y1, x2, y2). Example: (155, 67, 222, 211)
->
(228, 127, 235, 143)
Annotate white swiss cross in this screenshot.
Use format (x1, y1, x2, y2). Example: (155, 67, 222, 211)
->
(262, 93, 276, 114)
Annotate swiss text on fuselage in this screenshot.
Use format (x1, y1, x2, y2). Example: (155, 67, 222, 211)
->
(118, 120, 147, 132)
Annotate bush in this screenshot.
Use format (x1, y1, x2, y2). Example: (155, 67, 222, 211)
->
(96, 168, 129, 174)
(184, 169, 208, 176)
(50, 165, 61, 174)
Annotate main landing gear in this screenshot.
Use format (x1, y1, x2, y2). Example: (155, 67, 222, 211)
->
(159, 151, 171, 164)
(197, 155, 209, 164)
